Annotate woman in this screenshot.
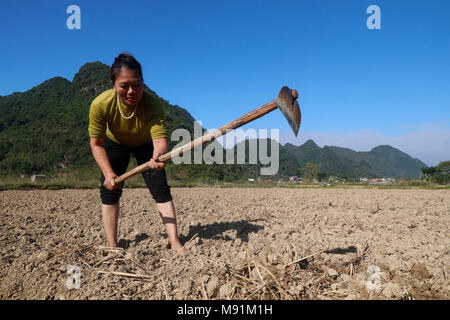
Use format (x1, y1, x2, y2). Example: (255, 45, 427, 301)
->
(88, 52, 189, 256)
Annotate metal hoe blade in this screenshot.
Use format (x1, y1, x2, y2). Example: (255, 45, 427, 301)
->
(276, 86, 301, 137)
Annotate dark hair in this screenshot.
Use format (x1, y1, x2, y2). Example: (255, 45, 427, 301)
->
(110, 52, 143, 84)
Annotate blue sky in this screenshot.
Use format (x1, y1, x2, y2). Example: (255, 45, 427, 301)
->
(1, 0, 449, 166)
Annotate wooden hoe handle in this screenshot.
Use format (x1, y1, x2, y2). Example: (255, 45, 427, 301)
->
(115, 100, 278, 184)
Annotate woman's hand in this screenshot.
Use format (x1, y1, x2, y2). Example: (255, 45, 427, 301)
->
(148, 153, 166, 171)
(103, 172, 120, 190)
(149, 138, 168, 171)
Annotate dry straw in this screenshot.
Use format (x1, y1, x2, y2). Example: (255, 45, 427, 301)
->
(45, 241, 370, 300)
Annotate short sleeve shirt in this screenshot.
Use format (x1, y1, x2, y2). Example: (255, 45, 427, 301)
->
(89, 89, 168, 146)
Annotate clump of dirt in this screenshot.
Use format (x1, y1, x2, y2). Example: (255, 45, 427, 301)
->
(0, 187, 449, 300)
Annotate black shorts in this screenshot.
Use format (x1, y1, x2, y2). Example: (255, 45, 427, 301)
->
(100, 137, 172, 205)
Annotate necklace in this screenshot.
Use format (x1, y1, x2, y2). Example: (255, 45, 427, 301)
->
(117, 94, 138, 119)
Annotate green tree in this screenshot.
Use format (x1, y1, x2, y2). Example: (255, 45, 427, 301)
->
(300, 162, 320, 180)
(435, 161, 450, 184)
(422, 161, 450, 184)
(318, 172, 329, 182)
(421, 166, 436, 181)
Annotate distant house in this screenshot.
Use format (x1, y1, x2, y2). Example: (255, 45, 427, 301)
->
(360, 177, 369, 183)
(328, 176, 341, 183)
(264, 179, 273, 182)
(289, 176, 302, 183)
(381, 177, 395, 184)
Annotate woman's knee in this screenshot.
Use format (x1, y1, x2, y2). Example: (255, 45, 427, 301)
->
(100, 186, 123, 205)
(142, 169, 172, 203)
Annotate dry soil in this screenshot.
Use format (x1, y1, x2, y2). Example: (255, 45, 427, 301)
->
(0, 187, 448, 300)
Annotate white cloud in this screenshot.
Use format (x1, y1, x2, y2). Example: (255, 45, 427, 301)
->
(279, 124, 450, 167)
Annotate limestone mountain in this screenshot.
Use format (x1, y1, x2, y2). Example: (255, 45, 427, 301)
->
(328, 145, 427, 179)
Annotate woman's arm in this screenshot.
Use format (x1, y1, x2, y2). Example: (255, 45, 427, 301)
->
(90, 137, 119, 190)
(149, 137, 168, 171)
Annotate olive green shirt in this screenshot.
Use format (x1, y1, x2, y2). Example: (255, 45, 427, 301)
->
(88, 89, 168, 147)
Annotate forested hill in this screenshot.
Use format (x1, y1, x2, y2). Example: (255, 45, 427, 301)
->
(284, 140, 427, 179)
(0, 61, 428, 180)
(328, 145, 427, 179)
(0, 62, 198, 174)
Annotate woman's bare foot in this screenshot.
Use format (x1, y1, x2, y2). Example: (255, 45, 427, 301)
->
(170, 242, 191, 256)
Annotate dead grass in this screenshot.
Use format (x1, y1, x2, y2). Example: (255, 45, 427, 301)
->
(43, 242, 373, 300)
